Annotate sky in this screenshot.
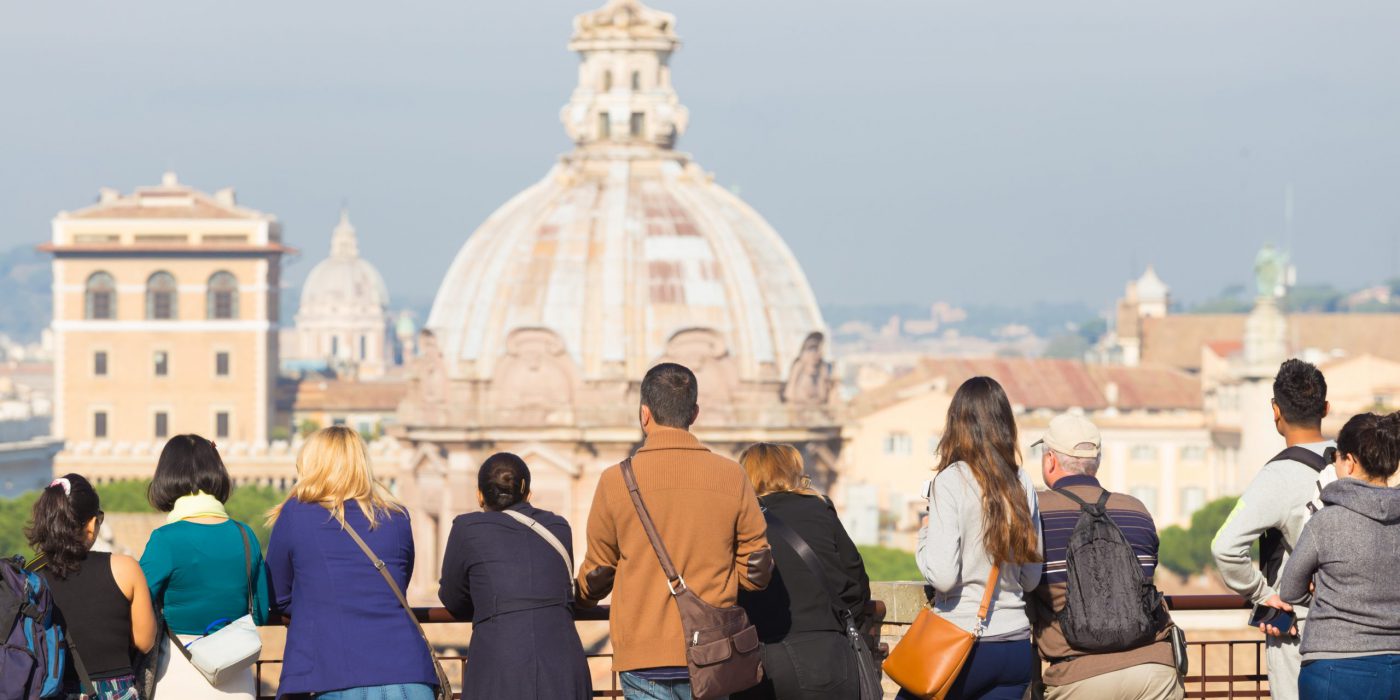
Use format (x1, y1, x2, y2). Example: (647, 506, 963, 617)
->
(2, 0, 1398, 315)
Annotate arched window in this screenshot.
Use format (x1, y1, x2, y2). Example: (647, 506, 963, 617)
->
(631, 70, 641, 90)
(146, 271, 177, 320)
(603, 70, 613, 91)
(85, 271, 116, 320)
(207, 271, 238, 319)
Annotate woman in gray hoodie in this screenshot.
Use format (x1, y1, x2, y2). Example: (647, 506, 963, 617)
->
(1279, 412, 1400, 699)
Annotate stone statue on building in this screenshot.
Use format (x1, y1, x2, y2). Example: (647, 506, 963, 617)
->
(782, 332, 833, 405)
(1254, 245, 1289, 299)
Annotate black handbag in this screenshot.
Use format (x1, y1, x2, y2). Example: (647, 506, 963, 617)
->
(764, 511, 883, 700)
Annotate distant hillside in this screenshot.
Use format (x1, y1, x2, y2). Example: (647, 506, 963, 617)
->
(0, 246, 50, 342)
(822, 301, 1096, 340)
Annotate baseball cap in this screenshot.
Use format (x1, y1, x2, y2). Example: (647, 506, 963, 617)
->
(1031, 413, 1102, 458)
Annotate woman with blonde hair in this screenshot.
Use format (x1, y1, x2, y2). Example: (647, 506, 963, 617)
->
(902, 376, 1043, 700)
(264, 426, 440, 700)
(735, 443, 872, 700)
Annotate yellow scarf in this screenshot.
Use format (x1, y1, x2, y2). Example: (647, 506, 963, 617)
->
(166, 492, 229, 524)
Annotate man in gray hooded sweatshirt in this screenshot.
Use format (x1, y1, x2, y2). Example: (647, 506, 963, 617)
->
(1211, 359, 1333, 700)
(1279, 412, 1400, 698)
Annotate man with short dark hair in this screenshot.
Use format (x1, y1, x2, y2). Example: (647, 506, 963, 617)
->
(1211, 359, 1334, 700)
(1030, 414, 1183, 700)
(578, 362, 773, 700)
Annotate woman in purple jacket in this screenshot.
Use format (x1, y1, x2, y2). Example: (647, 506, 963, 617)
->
(264, 427, 438, 700)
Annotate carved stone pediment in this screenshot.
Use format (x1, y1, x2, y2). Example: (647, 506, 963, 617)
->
(657, 328, 737, 418)
(491, 328, 578, 425)
(782, 331, 835, 406)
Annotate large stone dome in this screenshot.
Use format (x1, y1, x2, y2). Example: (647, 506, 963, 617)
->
(422, 0, 830, 409)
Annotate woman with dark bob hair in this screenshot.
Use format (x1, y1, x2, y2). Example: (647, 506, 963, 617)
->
(27, 473, 157, 699)
(138, 434, 269, 698)
(902, 377, 1043, 700)
(438, 452, 592, 699)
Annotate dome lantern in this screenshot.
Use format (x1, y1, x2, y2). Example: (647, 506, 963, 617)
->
(561, 0, 689, 151)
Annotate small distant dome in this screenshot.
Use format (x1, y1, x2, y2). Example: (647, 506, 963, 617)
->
(1135, 265, 1169, 303)
(299, 210, 390, 317)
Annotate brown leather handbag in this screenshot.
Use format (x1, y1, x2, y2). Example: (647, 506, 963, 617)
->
(620, 458, 764, 700)
(882, 564, 1000, 700)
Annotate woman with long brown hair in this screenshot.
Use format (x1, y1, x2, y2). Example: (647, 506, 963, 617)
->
(902, 377, 1043, 700)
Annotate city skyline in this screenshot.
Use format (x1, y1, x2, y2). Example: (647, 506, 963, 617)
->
(3, 0, 1399, 312)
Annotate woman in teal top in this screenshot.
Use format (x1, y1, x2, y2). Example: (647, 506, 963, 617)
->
(139, 435, 270, 699)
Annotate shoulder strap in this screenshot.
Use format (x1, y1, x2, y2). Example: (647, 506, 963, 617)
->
(1053, 486, 1110, 511)
(335, 510, 451, 698)
(235, 522, 254, 616)
(763, 511, 852, 625)
(499, 509, 575, 598)
(619, 458, 686, 594)
(975, 564, 1000, 637)
(1272, 445, 1329, 472)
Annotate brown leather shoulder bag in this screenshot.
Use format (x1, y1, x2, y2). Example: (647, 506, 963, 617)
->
(882, 564, 1000, 700)
(620, 457, 764, 700)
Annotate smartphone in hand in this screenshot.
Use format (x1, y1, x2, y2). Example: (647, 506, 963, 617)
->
(1248, 605, 1296, 635)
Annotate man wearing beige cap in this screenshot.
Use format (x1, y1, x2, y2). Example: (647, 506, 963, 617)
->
(1027, 413, 1184, 700)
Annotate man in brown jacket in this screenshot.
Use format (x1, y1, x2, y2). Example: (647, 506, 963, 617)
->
(577, 362, 773, 700)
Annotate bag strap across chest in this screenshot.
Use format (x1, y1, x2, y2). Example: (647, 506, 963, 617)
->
(499, 508, 575, 601)
(620, 457, 688, 593)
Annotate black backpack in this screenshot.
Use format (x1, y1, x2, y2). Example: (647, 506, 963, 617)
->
(1257, 446, 1331, 587)
(1056, 488, 1162, 653)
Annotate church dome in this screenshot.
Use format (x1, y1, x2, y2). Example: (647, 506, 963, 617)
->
(299, 211, 390, 320)
(426, 0, 826, 386)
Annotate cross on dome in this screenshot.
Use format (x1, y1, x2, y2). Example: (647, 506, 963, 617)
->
(561, 0, 689, 151)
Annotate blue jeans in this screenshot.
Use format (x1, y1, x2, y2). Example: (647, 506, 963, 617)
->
(620, 672, 722, 700)
(314, 684, 435, 700)
(896, 639, 1033, 700)
(1299, 655, 1400, 700)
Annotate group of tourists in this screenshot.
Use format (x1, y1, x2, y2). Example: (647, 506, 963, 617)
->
(9, 358, 1399, 700)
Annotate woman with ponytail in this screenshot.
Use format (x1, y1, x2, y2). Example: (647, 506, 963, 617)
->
(905, 377, 1043, 700)
(1280, 412, 1400, 698)
(436, 452, 591, 699)
(139, 434, 270, 698)
(26, 474, 157, 699)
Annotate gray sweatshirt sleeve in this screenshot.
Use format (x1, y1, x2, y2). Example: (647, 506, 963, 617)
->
(1278, 519, 1320, 606)
(917, 470, 963, 593)
(1210, 465, 1288, 604)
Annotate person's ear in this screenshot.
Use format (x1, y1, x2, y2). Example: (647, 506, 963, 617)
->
(521, 478, 530, 500)
(1272, 401, 1283, 423)
(639, 404, 653, 428)
(1322, 401, 1331, 419)
(476, 489, 486, 509)
(690, 404, 700, 426)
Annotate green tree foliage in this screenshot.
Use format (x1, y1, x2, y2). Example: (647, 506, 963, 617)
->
(1157, 496, 1243, 579)
(0, 490, 37, 559)
(858, 545, 923, 582)
(298, 419, 321, 437)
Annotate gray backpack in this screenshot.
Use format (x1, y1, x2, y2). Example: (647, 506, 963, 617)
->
(1056, 488, 1162, 653)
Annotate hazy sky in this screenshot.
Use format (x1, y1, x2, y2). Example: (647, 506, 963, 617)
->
(3, 0, 1398, 315)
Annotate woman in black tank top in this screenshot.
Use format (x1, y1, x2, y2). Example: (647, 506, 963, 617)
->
(27, 474, 157, 700)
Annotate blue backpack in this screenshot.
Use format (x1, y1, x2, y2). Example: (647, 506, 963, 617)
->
(0, 556, 67, 699)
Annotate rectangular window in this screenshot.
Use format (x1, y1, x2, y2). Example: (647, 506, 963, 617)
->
(94, 351, 108, 376)
(154, 350, 169, 377)
(1130, 486, 1159, 515)
(215, 352, 230, 377)
(1179, 445, 1206, 461)
(359, 335, 367, 360)
(630, 112, 644, 137)
(883, 432, 913, 456)
(94, 411, 108, 439)
(598, 112, 610, 139)
(1130, 444, 1158, 461)
(215, 411, 230, 439)
(154, 412, 168, 439)
(1180, 487, 1206, 519)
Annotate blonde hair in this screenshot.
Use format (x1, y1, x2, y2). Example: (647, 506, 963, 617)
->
(266, 426, 404, 528)
(739, 442, 821, 498)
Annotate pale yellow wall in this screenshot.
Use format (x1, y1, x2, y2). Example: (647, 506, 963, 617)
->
(51, 214, 279, 451)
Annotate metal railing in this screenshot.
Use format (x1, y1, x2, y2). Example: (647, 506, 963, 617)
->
(252, 595, 1267, 699)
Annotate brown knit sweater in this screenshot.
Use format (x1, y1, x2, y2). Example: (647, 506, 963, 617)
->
(577, 427, 773, 671)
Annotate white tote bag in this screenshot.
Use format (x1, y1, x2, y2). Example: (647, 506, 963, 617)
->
(170, 523, 263, 685)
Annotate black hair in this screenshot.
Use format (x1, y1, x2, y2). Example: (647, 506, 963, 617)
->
(1336, 412, 1400, 481)
(25, 473, 101, 579)
(1272, 359, 1328, 428)
(478, 452, 530, 511)
(148, 434, 231, 511)
(640, 362, 699, 428)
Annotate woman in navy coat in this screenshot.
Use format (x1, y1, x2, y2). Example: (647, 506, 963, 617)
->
(438, 453, 592, 699)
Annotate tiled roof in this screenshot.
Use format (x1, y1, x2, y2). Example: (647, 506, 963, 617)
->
(851, 357, 1201, 417)
(292, 378, 408, 412)
(1142, 313, 1400, 371)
